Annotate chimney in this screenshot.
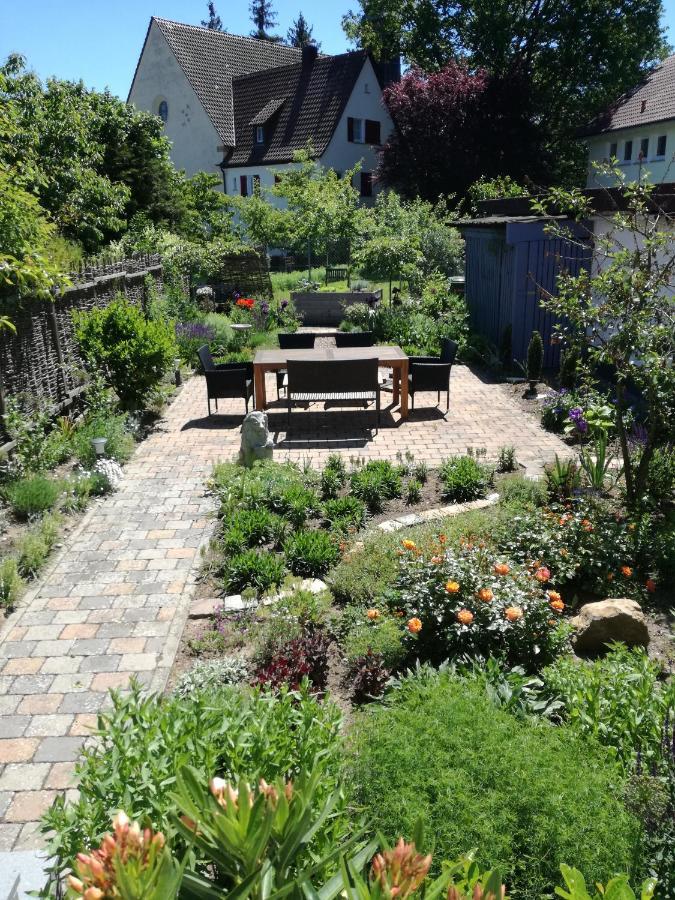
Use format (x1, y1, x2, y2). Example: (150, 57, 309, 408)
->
(302, 43, 318, 66)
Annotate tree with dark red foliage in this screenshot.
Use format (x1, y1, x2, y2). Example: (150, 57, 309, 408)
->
(379, 61, 546, 202)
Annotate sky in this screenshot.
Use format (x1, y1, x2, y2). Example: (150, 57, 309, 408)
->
(2, 0, 675, 100)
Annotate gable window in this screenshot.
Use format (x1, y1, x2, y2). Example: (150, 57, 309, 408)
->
(348, 117, 364, 143)
(365, 119, 381, 144)
(640, 137, 649, 159)
(240, 175, 248, 197)
(158, 100, 168, 123)
(255, 125, 265, 144)
(623, 140, 633, 162)
(360, 172, 373, 197)
(657, 134, 667, 157)
(609, 141, 618, 159)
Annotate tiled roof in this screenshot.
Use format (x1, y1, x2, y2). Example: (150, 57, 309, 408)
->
(581, 54, 675, 136)
(249, 97, 287, 125)
(223, 51, 368, 167)
(149, 17, 302, 145)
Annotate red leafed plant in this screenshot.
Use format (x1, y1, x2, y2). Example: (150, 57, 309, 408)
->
(253, 629, 331, 692)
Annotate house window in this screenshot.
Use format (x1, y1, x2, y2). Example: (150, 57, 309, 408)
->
(240, 175, 248, 197)
(255, 125, 264, 144)
(640, 137, 649, 159)
(274, 174, 281, 185)
(348, 117, 365, 143)
(360, 172, 373, 197)
(232, 177, 237, 192)
(253, 174, 261, 194)
(609, 142, 618, 158)
(365, 119, 381, 144)
(158, 100, 168, 123)
(657, 134, 667, 157)
(623, 140, 633, 161)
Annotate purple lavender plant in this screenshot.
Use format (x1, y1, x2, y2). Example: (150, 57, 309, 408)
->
(568, 406, 588, 434)
(175, 322, 216, 342)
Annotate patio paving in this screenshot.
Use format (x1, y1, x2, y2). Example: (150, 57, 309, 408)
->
(0, 362, 568, 853)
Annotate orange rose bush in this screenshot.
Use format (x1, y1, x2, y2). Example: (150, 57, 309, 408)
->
(393, 539, 568, 668)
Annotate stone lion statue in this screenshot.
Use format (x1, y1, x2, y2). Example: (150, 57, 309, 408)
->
(238, 411, 274, 467)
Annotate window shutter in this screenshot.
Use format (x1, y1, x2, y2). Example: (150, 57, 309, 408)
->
(360, 172, 373, 197)
(365, 120, 381, 144)
(347, 117, 354, 142)
(240, 175, 248, 197)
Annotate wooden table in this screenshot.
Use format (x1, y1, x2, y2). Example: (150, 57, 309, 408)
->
(252, 345, 410, 419)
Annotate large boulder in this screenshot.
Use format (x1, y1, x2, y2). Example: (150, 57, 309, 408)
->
(571, 598, 650, 654)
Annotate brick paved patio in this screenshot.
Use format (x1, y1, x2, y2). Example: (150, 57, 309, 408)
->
(0, 363, 568, 852)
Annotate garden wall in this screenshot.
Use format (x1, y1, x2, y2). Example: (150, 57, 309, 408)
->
(291, 290, 382, 326)
(0, 254, 163, 448)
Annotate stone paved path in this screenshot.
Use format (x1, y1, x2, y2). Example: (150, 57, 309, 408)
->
(0, 363, 569, 852)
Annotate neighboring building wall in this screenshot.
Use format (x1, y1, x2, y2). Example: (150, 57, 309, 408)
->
(585, 123, 675, 188)
(222, 162, 299, 200)
(322, 57, 395, 201)
(128, 21, 223, 181)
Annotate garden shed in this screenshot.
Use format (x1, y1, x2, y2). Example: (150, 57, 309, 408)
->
(459, 216, 591, 369)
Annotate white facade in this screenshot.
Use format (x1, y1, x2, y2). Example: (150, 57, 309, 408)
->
(128, 21, 223, 181)
(223, 58, 394, 205)
(585, 123, 675, 188)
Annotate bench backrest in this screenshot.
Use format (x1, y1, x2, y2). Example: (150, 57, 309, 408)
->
(287, 358, 379, 393)
(334, 331, 375, 347)
(278, 332, 316, 349)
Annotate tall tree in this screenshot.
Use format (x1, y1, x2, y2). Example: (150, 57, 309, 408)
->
(344, 0, 668, 186)
(287, 12, 319, 49)
(249, 0, 281, 41)
(201, 2, 224, 31)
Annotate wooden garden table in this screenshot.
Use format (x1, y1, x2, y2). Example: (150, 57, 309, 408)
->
(252, 345, 410, 418)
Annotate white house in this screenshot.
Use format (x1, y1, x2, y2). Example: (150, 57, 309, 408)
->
(128, 18, 395, 201)
(582, 54, 675, 188)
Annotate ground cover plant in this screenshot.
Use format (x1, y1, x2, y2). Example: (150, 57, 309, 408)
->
(346, 668, 644, 900)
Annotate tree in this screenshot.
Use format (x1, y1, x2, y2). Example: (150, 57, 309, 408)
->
(229, 190, 293, 251)
(379, 62, 539, 201)
(344, 0, 667, 186)
(201, 2, 224, 30)
(287, 12, 319, 49)
(249, 0, 281, 42)
(532, 164, 675, 510)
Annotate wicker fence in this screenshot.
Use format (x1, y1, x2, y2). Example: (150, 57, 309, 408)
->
(0, 254, 163, 448)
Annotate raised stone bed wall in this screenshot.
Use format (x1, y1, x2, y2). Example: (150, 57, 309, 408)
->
(291, 290, 382, 326)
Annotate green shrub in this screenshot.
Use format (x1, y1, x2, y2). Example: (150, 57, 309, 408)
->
(350, 460, 402, 512)
(274, 483, 321, 528)
(223, 507, 279, 548)
(223, 549, 286, 593)
(173, 658, 250, 697)
(439, 456, 492, 502)
(73, 295, 176, 409)
(322, 496, 367, 532)
(16, 512, 62, 577)
(41, 680, 343, 884)
(284, 529, 340, 577)
(499, 475, 547, 508)
(4, 475, 62, 519)
(497, 446, 517, 473)
(1, 396, 72, 475)
(405, 479, 422, 505)
(320, 467, 342, 500)
(346, 672, 642, 899)
(72, 413, 135, 466)
(341, 610, 407, 671)
(542, 646, 675, 770)
(0, 558, 24, 608)
(526, 330, 544, 382)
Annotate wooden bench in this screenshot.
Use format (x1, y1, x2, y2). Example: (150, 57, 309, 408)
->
(286, 358, 380, 429)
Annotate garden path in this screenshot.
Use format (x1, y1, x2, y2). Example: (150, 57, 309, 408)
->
(0, 364, 569, 855)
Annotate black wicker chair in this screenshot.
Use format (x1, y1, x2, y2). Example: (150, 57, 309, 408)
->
(334, 331, 375, 347)
(197, 345, 253, 416)
(408, 338, 458, 412)
(276, 332, 317, 398)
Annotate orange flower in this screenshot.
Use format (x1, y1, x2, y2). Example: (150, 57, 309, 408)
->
(407, 617, 422, 634)
(456, 609, 474, 625)
(431, 555, 443, 564)
(534, 566, 551, 582)
(621, 565, 633, 578)
(646, 578, 657, 593)
(401, 539, 416, 551)
(494, 563, 510, 576)
(505, 606, 523, 622)
(445, 580, 460, 594)
(547, 590, 562, 603)
(438, 534, 446, 543)
(550, 598, 565, 612)
(607, 572, 614, 581)
(627, 523, 636, 531)
(477, 587, 494, 603)
(367, 609, 380, 621)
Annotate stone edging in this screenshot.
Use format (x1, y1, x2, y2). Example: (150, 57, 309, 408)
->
(372, 493, 500, 533)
